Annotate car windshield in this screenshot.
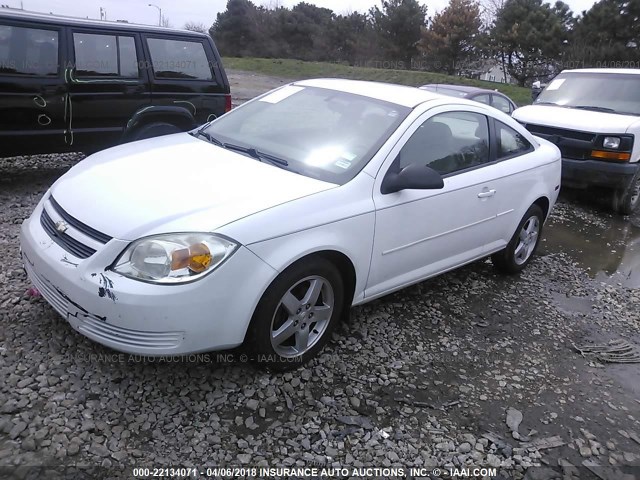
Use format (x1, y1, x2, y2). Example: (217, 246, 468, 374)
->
(535, 72, 640, 116)
(201, 85, 410, 185)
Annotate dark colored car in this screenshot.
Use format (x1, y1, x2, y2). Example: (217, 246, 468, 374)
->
(420, 84, 517, 115)
(0, 9, 231, 157)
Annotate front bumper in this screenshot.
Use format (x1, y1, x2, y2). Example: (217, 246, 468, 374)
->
(20, 202, 277, 355)
(562, 158, 639, 190)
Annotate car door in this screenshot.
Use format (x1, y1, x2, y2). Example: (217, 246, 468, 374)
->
(366, 105, 502, 299)
(66, 28, 150, 152)
(0, 20, 66, 157)
(484, 118, 539, 251)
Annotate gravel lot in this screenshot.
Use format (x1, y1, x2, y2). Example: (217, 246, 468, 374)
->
(1, 75, 640, 479)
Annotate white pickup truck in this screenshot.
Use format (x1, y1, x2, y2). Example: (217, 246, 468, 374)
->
(513, 69, 640, 214)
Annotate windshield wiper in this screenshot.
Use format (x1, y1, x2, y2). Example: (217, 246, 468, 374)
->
(190, 127, 224, 147)
(190, 131, 290, 168)
(534, 101, 560, 106)
(572, 105, 616, 113)
(223, 143, 289, 168)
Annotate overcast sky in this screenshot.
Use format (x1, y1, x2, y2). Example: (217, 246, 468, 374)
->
(7, 0, 599, 30)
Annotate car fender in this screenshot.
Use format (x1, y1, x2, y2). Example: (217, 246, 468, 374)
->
(219, 174, 376, 305)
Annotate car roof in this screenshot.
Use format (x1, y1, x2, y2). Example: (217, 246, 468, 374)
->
(295, 78, 471, 108)
(0, 8, 207, 37)
(422, 84, 488, 94)
(562, 68, 640, 75)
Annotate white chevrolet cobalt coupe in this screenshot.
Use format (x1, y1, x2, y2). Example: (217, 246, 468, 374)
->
(21, 79, 561, 368)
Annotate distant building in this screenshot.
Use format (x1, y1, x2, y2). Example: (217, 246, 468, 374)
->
(478, 61, 513, 84)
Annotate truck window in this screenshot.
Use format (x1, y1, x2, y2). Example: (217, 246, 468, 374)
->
(146, 38, 212, 81)
(0, 24, 59, 76)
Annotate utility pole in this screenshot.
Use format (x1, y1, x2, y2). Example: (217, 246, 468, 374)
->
(148, 4, 162, 26)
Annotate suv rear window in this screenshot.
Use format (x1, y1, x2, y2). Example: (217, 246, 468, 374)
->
(0, 24, 59, 76)
(146, 38, 212, 80)
(73, 33, 139, 78)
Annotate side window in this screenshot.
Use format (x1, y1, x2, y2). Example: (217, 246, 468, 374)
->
(399, 111, 490, 176)
(474, 94, 491, 105)
(146, 38, 213, 80)
(0, 24, 59, 76)
(492, 95, 512, 114)
(496, 121, 532, 159)
(73, 33, 139, 78)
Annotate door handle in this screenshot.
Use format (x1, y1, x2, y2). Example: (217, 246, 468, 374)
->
(477, 189, 496, 198)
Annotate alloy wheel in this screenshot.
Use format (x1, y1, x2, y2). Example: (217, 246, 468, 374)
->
(270, 276, 334, 358)
(514, 216, 540, 265)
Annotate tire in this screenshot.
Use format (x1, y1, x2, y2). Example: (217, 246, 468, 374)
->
(246, 257, 345, 371)
(492, 204, 544, 274)
(131, 122, 182, 141)
(611, 169, 640, 215)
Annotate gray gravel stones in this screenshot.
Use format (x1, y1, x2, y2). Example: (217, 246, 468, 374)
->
(0, 154, 639, 479)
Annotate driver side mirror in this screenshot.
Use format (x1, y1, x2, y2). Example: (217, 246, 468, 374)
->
(381, 163, 444, 195)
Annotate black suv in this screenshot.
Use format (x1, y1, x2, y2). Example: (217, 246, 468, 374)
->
(0, 9, 231, 157)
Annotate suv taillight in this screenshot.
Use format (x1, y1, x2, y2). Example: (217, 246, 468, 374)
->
(225, 94, 232, 113)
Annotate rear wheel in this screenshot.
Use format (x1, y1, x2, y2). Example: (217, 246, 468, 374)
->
(247, 258, 344, 370)
(492, 204, 544, 274)
(611, 170, 640, 215)
(131, 122, 182, 141)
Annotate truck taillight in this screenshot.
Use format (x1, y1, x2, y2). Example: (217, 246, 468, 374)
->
(225, 94, 232, 113)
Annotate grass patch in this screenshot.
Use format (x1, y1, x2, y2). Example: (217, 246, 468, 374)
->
(223, 57, 531, 106)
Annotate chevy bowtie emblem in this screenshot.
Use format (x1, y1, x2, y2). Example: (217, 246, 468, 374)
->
(55, 220, 69, 234)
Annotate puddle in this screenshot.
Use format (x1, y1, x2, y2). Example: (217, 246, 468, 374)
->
(541, 198, 640, 288)
(550, 291, 594, 315)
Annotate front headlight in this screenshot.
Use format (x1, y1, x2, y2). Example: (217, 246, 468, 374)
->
(603, 136, 621, 149)
(112, 233, 238, 284)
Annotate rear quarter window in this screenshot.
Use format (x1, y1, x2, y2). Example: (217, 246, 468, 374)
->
(496, 121, 533, 159)
(146, 37, 213, 81)
(0, 24, 59, 76)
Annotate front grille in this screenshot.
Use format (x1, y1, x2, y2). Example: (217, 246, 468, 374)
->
(41, 208, 97, 259)
(526, 124, 596, 142)
(78, 317, 184, 350)
(557, 146, 590, 160)
(525, 124, 596, 160)
(39, 196, 111, 259)
(50, 196, 112, 244)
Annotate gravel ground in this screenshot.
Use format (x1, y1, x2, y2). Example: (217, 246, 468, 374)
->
(1, 133, 640, 478)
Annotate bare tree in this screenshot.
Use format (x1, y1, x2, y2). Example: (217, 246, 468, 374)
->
(184, 21, 207, 33)
(161, 16, 172, 28)
(479, 0, 505, 27)
(263, 0, 282, 10)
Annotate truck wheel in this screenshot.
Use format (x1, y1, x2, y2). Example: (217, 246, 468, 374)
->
(612, 170, 640, 215)
(131, 122, 182, 141)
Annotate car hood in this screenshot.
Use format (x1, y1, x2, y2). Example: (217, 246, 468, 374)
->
(51, 133, 336, 241)
(513, 105, 640, 133)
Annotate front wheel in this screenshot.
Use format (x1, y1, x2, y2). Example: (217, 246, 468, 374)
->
(492, 204, 544, 274)
(611, 170, 640, 215)
(247, 258, 345, 370)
